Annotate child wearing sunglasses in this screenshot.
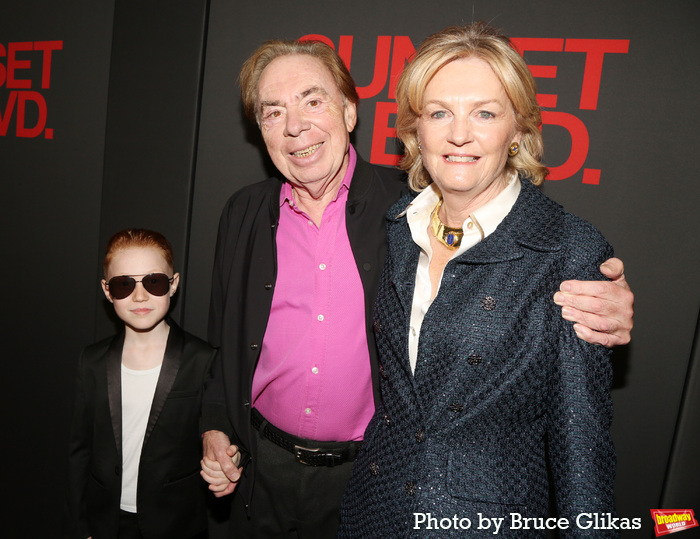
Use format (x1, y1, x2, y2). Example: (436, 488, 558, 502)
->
(65, 229, 215, 539)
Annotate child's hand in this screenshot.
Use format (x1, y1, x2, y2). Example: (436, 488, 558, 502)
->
(201, 430, 242, 497)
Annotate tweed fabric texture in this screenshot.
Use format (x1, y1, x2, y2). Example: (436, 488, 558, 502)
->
(338, 179, 616, 538)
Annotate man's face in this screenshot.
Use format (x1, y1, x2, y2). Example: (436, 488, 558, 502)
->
(257, 54, 357, 192)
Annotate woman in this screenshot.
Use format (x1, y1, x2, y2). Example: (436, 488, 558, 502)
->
(338, 23, 616, 538)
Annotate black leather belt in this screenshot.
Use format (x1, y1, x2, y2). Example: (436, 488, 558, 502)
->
(251, 408, 362, 467)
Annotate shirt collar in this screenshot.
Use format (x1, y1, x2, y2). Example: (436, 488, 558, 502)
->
(405, 171, 521, 255)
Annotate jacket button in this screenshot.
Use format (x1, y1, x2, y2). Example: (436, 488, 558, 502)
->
(467, 354, 482, 365)
(384, 414, 392, 426)
(405, 481, 417, 496)
(250, 342, 259, 350)
(363, 262, 372, 271)
(449, 403, 464, 413)
(415, 429, 425, 443)
(264, 283, 273, 290)
(482, 296, 497, 311)
(369, 462, 380, 476)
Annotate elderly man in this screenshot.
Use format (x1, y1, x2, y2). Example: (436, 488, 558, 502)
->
(200, 40, 633, 539)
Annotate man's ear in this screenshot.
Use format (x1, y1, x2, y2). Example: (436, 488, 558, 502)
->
(344, 101, 358, 133)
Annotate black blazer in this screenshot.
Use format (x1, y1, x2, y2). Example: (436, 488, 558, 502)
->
(65, 321, 216, 539)
(202, 154, 408, 507)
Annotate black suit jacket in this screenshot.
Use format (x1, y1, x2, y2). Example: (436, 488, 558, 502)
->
(65, 321, 216, 539)
(202, 154, 408, 507)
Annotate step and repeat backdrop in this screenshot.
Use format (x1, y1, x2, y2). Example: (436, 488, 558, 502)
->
(2, 0, 698, 536)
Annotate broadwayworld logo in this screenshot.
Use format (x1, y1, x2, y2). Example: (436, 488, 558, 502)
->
(651, 509, 698, 536)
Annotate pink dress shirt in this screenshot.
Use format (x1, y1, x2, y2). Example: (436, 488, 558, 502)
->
(251, 147, 374, 442)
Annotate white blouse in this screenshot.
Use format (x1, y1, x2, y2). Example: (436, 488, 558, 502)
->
(405, 174, 521, 373)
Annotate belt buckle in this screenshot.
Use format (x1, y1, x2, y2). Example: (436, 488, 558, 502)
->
(293, 445, 342, 466)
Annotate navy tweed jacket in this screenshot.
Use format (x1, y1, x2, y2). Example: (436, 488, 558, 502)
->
(339, 179, 617, 538)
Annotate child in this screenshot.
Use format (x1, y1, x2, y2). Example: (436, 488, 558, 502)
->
(65, 229, 215, 539)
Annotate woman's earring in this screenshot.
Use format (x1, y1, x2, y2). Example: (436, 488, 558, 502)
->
(418, 141, 422, 151)
(508, 142, 520, 156)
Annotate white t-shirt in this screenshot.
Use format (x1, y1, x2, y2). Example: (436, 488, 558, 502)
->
(119, 363, 161, 513)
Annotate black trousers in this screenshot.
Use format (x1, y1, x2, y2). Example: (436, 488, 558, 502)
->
(229, 427, 355, 538)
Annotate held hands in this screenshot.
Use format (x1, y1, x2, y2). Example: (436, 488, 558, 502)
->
(200, 430, 243, 498)
(554, 257, 634, 347)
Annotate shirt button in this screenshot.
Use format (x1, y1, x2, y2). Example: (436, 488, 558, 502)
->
(319, 263, 326, 270)
(482, 296, 496, 311)
(467, 221, 474, 229)
(317, 314, 324, 321)
(307, 220, 313, 226)
(304, 408, 312, 415)
(311, 367, 319, 374)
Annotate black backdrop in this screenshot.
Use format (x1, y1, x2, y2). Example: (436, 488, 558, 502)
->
(1, 0, 698, 537)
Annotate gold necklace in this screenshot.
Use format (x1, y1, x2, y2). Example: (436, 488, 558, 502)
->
(430, 198, 463, 250)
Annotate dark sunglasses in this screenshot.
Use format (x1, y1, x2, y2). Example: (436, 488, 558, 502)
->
(106, 273, 174, 300)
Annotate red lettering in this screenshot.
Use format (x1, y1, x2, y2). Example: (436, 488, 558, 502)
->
(355, 36, 392, 99)
(0, 91, 18, 135)
(0, 43, 5, 86)
(297, 35, 352, 74)
(370, 101, 400, 166)
(582, 168, 600, 185)
(511, 38, 563, 108)
(542, 111, 590, 181)
(33, 40, 63, 89)
(387, 36, 415, 99)
(299, 33, 626, 186)
(336, 36, 354, 71)
(16, 91, 47, 137)
(564, 39, 629, 110)
(7, 42, 33, 89)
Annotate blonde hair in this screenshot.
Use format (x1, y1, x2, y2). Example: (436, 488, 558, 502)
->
(239, 39, 359, 124)
(396, 22, 548, 191)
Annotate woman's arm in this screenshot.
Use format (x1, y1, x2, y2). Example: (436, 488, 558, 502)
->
(548, 240, 618, 537)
